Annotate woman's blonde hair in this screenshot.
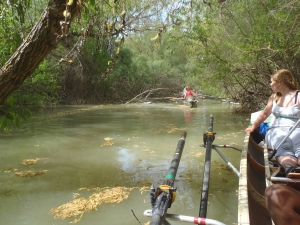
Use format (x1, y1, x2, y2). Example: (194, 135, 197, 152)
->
(272, 69, 298, 99)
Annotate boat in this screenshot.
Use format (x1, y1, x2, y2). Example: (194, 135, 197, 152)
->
(238, 130, 300, 225)
(238, 132, 271, 225)
(170, 96, 198, 108)
(144, 115, 241, 225)
(183, 96, 198, 108)
(145, 114, 300, 225)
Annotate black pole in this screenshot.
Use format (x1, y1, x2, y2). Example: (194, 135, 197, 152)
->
(199, 114, 214, 218)
(164, 131, 186, 185)
(150, 131, 187, 225)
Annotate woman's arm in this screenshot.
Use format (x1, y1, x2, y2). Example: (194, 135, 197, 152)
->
(245, 94, 274, 133)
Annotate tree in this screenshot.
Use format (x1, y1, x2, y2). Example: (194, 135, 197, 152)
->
(0, 0, 82, 105)
(0, 0, 189, 105)
(0, 0, 186, 129)
(181, 0, 300, 112)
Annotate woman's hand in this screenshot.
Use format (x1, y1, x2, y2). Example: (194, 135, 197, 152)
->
(297, 157, 300, 166)
(245, 125, 256, 133)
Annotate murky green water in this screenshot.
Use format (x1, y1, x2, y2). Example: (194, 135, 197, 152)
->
(0, 100, 249, 225)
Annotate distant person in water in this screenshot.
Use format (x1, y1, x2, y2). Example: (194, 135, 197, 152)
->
(182, 86, 188, 96)
(183, 86, 195, 100)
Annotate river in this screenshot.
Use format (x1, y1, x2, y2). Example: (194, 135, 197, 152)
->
(0, 99, 249, 225)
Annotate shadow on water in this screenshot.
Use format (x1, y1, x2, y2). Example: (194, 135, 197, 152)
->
(0, 100, 248, 225)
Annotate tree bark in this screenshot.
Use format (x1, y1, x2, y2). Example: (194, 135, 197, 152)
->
(0, 0, 81, 104)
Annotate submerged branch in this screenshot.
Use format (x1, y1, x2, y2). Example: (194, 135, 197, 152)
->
(125, 88, 168, 105)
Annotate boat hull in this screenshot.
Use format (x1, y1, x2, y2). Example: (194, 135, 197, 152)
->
(185, 96, 198, 108)
(238, 133, 272, 225)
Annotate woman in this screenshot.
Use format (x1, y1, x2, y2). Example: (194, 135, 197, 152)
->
(245, 69, 300, 176)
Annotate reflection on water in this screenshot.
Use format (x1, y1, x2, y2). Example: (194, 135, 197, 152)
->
(0, 100, 248, 225)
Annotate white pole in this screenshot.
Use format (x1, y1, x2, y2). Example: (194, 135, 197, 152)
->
(270, 177, 300, 183)
(144, 210, 226, 225)
(275, 119, 300, 150)
(269, 118, 300, 159)
(212, 144, 242, 152)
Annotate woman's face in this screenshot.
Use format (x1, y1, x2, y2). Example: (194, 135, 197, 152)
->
(270, 78, 280, 92)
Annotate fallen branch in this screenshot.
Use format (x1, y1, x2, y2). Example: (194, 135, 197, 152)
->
(125, 88, 168, 105)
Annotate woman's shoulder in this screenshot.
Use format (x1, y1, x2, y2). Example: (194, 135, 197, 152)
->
(296, 90, 300, 105)
(268, 93, 276, 101)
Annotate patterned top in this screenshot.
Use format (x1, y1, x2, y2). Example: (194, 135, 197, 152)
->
(270, 91, 300, 127)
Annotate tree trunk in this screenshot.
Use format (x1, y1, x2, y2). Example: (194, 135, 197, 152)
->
(0, 0, 81, 104)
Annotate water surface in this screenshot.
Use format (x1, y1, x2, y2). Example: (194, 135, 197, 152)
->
(0, 100, 249, 225)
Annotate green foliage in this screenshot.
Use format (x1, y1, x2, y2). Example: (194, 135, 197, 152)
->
(110, 48, 135, 80)
(121, 30, 194, 95)
(3, 0, 300, 111)
(12, 60, 60, 106)
(176, 0, 300, 111)
(0, 13, 22, 65)
(0, 96, 31, 131)
(0, 0, 36, 65)
(1, 0, 190, 105)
